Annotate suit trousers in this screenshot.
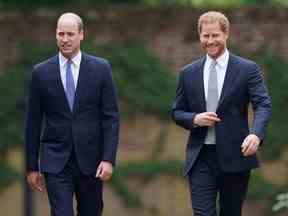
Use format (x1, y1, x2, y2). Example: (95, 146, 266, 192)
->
(188, 145, 250, 216)
(44, 150, 103, 216)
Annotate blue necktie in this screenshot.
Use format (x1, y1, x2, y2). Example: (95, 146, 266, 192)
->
(66, 60, 75, 111)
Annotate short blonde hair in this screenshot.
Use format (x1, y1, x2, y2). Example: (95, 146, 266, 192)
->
(198, 11, 230, 34)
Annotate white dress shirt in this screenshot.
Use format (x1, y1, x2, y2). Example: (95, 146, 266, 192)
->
(203, 49, 229, 100)
(59, 51, 82, 90)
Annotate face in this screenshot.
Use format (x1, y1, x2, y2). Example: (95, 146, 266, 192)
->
(199, 22, 228, 59)
(56, 17, 83, 59)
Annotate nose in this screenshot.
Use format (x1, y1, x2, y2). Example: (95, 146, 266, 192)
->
(62, 34, 68, 42)
(207, 36, 214, 44)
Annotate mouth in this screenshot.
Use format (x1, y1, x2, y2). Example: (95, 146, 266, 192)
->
(61, 44, 71, 50)
(207, 44, 218, 49)
(206, 44, 219, 52)
(61, 43, 71, 49)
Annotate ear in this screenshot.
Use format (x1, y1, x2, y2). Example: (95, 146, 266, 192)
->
(80, 30, 84, 41)
(224, 31, 229, 40)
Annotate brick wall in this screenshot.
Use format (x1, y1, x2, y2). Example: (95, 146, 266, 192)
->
(1, 7, 288, 73)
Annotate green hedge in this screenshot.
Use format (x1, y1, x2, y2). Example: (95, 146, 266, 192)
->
(82, 42, 176, 120)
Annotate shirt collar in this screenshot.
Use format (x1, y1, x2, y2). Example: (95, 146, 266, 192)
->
(59, 51, 82, 68)
(206, 49, 229, 68)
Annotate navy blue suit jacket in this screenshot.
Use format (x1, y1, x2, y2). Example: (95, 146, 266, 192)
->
(25, 53, 120, 175)
(172, 53, 271, 175)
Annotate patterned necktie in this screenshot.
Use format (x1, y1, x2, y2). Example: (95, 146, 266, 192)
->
(205, 60, 218, 144)
(66, 60, 75, 111)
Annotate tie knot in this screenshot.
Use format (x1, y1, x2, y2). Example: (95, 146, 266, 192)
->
(67, 59, 72, 66)
(210, 60, 217, 69)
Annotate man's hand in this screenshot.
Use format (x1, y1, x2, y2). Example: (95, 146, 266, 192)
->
(95, 161, 113, 181)
(241, 134, 260, 156)
(194, 112, 221, 127)
(27, 171, 45, 192)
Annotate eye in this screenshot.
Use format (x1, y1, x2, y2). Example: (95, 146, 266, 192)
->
(58, 32, 64, 36)
(202, 34, 209, 38)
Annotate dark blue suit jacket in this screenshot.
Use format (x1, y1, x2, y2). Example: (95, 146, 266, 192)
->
(172, 53, 271, 175)
(25, 53, 119, 175)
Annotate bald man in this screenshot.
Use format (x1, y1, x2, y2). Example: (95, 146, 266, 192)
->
(25, 13, 119, 216)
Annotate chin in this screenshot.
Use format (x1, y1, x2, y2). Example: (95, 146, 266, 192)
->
(207, 53, 217, 59)
(61, 51, 72, 58)
(208, 49, 222, 58)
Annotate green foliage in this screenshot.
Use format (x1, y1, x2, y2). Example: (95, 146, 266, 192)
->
(110, 160, 183, 208)
(247, 170, 288, 216)
(83, 41, 176, 120)
(0, 66, 26, 158)
(0, 43, 55, 159)
(110, 174, 142, 207)
(0, 163, 19, 192)
(256, 51, 288, 160)
(0, 43, 56, 191)
(248, 170, 278, 200)
(115, 160, 183, 177)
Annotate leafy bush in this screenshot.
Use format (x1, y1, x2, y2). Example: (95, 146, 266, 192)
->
(83, 41, 176, 120)
(257, 51, 288, 160)
(248, 170, 278, 200)
(0, 163, 19, 192)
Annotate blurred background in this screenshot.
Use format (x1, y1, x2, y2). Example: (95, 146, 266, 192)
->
(0, 0, 287, 215)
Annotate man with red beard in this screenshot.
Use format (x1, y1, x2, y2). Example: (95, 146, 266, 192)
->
(25, 13, 119, 216)
(172, 11, 271, 216)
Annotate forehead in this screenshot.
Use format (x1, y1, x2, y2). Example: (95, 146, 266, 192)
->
(201, 22, 223, 33)
(57, 17, 79, 32)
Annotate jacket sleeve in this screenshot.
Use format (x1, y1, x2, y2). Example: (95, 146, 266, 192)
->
(171, 70, 197, 131)
(25, 67, 43, 172)
(248, 63, 272, 141)
(101, 62, 120, 165)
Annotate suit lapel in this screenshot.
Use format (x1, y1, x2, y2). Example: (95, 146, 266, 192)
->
(198, 58, 206, 111)
(49, 56, 72, 113)
(73, 53, 90, 113)
(189, 57, 206, 111)
(217, 54, 239, 108)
